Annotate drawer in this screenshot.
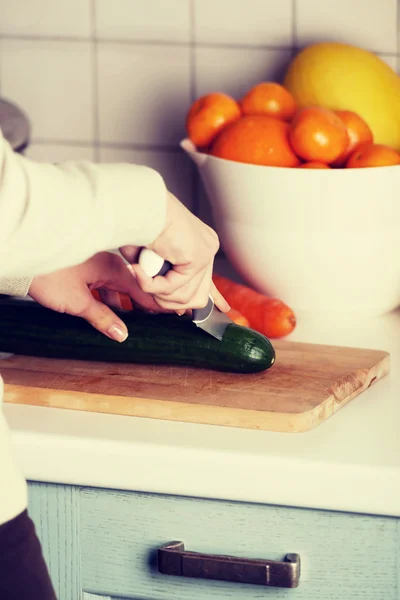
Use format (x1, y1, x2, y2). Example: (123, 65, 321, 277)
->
(79, 487, 399, 600)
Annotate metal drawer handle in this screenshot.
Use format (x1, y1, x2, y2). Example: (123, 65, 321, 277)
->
(157, 541, 300, 588)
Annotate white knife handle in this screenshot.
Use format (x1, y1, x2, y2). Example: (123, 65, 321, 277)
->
(138, 248, 172, 278)
(138, 248, 213, 322)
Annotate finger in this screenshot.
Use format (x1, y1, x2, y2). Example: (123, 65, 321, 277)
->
(152, 272, 207, 307)
(130, 263, 195, 297)
(95, 258, 161, 313)
(98, 288, 123, 310)
(152, 274, 230, 314)
(120, 267, 166, 313)
(149, 263, 214, 307)
(76, 293, 128, 343)
(210, 282, 230, 313)
(119, 245, 140, 264)
(152, 274, 211, 311)
(131, 295, 172, 314)
(100, 283, 169, 314)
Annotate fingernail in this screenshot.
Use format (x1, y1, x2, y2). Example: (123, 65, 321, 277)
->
(107, 324, 128, 343)
(176, 309, 186, 317)
(127, 264, 137, 279)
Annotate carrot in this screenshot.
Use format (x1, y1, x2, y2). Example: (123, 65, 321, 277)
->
(91, 289, 101, 302)
(213, 274, 296, 338)
(227, 308, 249, 327)
(118, 293, 133, 311)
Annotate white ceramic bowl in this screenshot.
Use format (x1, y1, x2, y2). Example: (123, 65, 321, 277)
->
(181, 139, 400, 316)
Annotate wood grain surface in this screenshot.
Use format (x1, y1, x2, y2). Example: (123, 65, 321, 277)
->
(29, 481, 399, 600)
(2, 340, 390, 433)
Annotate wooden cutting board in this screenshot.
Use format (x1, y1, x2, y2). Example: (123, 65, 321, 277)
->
(1, 340, 390, 433)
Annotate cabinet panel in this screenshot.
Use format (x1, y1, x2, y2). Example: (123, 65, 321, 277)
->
(80, 488, 398, 600)
(28, 481, 82, 600)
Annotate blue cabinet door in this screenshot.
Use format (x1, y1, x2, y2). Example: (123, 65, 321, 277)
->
(79, 487, 399, 600)
(28, 482, 81, 600)
(28, 481, 400, 600)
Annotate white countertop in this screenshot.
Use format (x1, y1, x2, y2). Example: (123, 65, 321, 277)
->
(3, 304, 400, 518)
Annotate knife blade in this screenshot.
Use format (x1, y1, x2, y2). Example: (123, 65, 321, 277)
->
(138, 248, 233, 341)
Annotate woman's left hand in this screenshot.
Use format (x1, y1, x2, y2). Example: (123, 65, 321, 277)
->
(28, 251, 163, 343)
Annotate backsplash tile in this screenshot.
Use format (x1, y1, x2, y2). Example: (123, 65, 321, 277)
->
(194, 0, 293, 47)
(95, 0, 191, 43)
(378, 54, 398, 71)
(296, 0, 398, 54)
(0, 39, 94, 142)
(26, 143, 95, 162)
(0, 0, 91, 38)
(98, 146, 194, 210)
(195, 47, 293, 99)
(96, 43, 191, 145)
(196, 177, 215, 230)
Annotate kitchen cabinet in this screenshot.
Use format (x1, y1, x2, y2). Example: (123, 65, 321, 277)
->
(9, 308, 398, 599)
(28, 481, 399, 600)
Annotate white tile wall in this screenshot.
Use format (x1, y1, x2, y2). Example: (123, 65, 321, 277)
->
(0, 39, 94, 142)
(0, 0, 92, 38)
(0, 0, 399, 230)
(98, 146, 194, 210)
(26, 143, 95, 162)
(95, 0, 191, 43)
(96, 43, 191, 145)
(379, 54, 399, 70)
(195, 47, 293, 99)
(295, 0, 398, 54)
(194, 0, 293, 47)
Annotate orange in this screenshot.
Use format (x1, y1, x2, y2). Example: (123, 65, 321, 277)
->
(186, 93, 241, 149)
(332, 110, 373, 167)
(299, 162, 331, 169)
(346, 143, 400, 168)
(288, 107, 349, 164)
(210, 115, 301, 167)
(240, 82, 297, 121)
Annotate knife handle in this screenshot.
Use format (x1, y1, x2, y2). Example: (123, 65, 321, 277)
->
(138, 248, 172, 278)
(138, 248, 213, 322)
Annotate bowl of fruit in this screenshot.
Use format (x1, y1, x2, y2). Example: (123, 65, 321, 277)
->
(182, 42, 400, 317)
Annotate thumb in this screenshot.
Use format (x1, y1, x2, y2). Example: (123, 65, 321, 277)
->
(77, 293, 128, 343)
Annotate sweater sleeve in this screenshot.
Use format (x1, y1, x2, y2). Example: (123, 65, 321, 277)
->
(0, 277, 32, 297)
(0, 131, 167, 278)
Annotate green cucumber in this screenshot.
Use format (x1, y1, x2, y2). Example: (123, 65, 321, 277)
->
(0, 298, 275, 373)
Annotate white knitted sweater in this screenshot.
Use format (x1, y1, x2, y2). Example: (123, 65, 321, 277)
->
(0, 131, 167, 525)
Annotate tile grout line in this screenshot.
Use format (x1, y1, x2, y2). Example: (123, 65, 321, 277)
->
(397, 0, 400, 72)
(90, 0, 100, 162)
(189, 0, 197, 103)
(189, 0, 200, 217)
(291, 45, 397, 59)
(291, 0, 297, 53)
(0, 32, 297, 53)
(30, 138, 185, 152)
(0, 36, 2, 96)
(0, 31, 398, 60)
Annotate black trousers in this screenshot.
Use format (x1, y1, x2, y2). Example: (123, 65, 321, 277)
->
(0, 509, 57, 599)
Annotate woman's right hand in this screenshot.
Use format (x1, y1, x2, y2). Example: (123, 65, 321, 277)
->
(120, 192, 230, 314)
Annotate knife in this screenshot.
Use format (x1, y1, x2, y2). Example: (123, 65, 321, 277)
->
(138, 248, 233, 341)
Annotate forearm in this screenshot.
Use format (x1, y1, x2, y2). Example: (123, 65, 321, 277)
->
(0, 131, 167, 278)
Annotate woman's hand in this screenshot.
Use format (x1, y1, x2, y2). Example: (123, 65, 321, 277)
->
(28, 252, 164, 342)
(120, 192, 230, 314)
